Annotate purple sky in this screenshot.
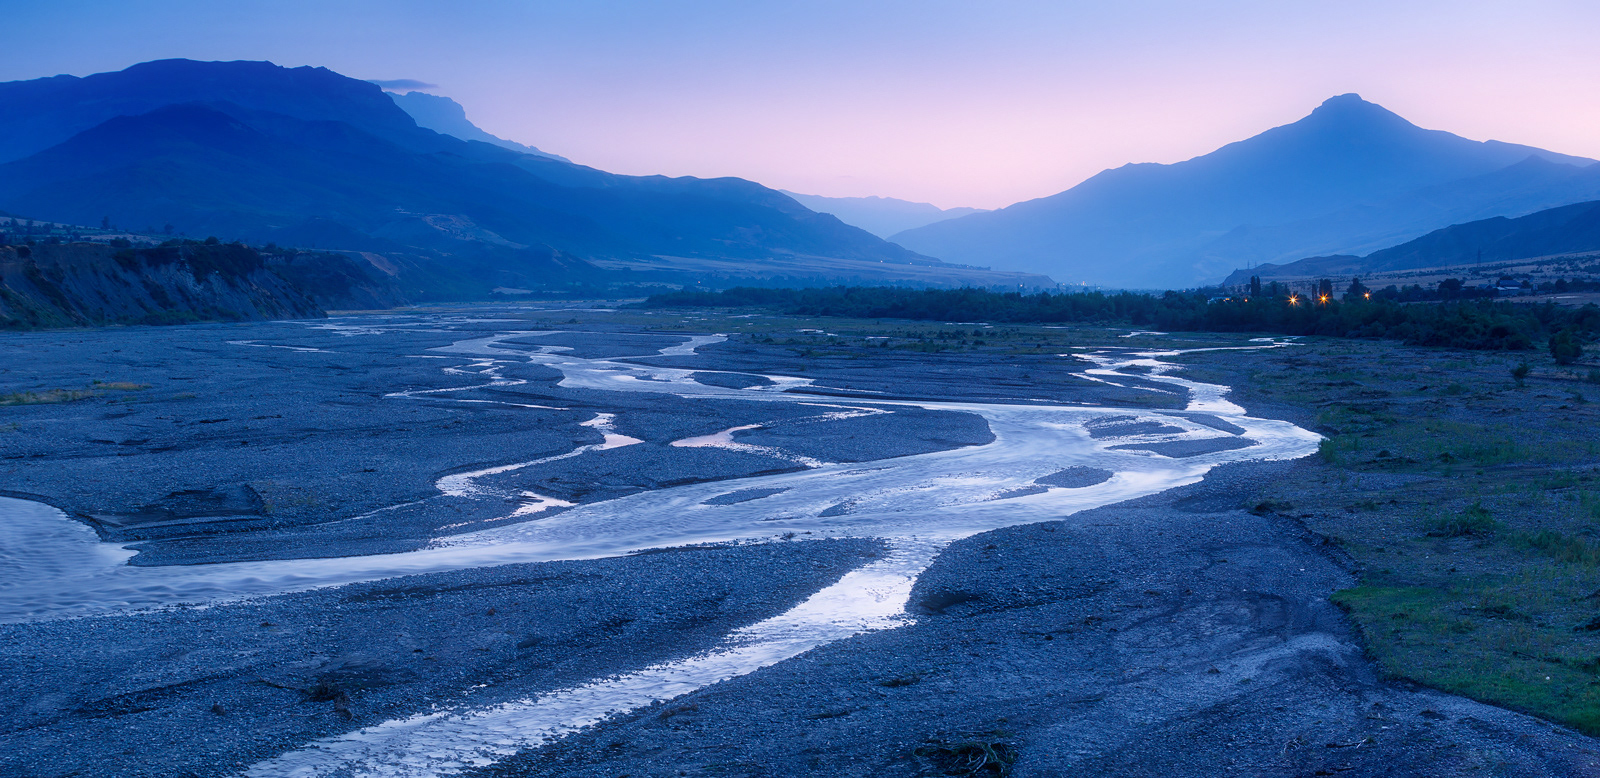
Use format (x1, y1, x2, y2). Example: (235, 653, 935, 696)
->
(5, 1, 1600, 209)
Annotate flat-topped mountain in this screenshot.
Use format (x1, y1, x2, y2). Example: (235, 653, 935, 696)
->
(892, 94, 1598, 288)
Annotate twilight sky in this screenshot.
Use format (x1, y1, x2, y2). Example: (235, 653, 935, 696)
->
(4, 1, 1599, 209)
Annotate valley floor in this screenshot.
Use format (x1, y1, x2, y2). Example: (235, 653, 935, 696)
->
(0, 307, 1595, 777)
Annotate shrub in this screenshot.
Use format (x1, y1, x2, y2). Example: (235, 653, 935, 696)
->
(1423, 503, 1499, 537)
(1551, 329, 1584, 365)
(1522, 530, 1600, 566)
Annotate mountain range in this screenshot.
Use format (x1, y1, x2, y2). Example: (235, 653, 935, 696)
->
(0, 59, 1048, 297)
(1222, 197, 1600, 284)
(778, 192, 985, 239)
(385, 90, 569, 162)
(891, 94, 1600, 288)
(9, 62, 1595, 296)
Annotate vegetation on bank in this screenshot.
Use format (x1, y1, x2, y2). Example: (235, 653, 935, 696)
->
(643, 284, 1600, 354)
(0, 380, 149, 407)
(0, 238, 373, 330)
(646, 306, 1600, 736)
(1174, 339, 1600, 734)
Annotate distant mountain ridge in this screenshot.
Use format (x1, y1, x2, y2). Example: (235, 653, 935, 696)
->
(0, 59, 421, 164)
(892, 94, 1597, 288)
(386, 90, 568, 162)
(1199, 155, 1600, 271)
(778, 191, 985, 239)
(1223, 198, 1600, 284)
(0, 59, 1041, 297)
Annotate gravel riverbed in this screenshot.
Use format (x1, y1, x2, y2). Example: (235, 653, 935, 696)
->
(1, 308, 1593, 777)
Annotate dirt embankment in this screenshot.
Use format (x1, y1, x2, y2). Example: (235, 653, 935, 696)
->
(0, 242, 404, 329)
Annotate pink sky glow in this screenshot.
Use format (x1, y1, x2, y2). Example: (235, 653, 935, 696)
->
(6, 0, 1600, 210)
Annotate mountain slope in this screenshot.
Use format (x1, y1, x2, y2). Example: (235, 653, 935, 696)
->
(1225, 199, 1600, 283)
(1198, 155, 1600, 272)
(892, 94, 1595, 288)
(0, 59, 428, 163)
(387, 90, 568, 162)
(779, 191, 985, 239)
(0, 59, 1015, 295)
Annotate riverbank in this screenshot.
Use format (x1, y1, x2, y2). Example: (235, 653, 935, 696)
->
(0, 535, 881, 777)
(475, 458, 1599, 778)
(1, 308, 1594, 776)
(1171, 336, 1600, 739)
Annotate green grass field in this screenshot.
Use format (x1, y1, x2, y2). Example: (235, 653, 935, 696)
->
(1178, 336, 1600, 733)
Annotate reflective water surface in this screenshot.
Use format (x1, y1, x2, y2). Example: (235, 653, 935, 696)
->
(0, 323, 1319, 777)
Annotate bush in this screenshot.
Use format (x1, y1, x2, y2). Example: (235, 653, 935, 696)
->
(1423, 503, 1499, 537)
(1522, 530, 1600, 566)
(1551, 329, 1584, 365)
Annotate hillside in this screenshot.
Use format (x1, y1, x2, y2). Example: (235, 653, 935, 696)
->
(0, 60, 1022, 296)
(892, 94, 1596, 288)
(0, 241, 332, 329)
(1225, 198, 1600, 284)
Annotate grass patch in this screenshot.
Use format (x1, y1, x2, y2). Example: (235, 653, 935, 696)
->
(1335, 580, 1600, 735)
(1173, 335, 1600, 735)
(1519, 530, 1600, 567)
(0, 380, 151, 407)
(1422, 503, 1499, 538)
(91, 380, 150, 391)
(0, 389, 97, 406)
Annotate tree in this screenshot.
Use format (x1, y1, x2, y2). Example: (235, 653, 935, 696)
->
(1512, 360, 1531, 386)
(1551, 329, 1583, 365)
(1345, 277, 1368, 301)
(1249, 275, 1262, 298)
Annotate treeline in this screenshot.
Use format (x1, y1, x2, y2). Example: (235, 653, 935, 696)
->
(112, 237, 265, 280)
(642, 286, 1600, 353)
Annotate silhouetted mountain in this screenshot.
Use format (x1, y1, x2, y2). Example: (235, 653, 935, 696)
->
(386, 90, 569, 162)
(892, 94, 1596, 288)
(1224, 198, 1600, 284)
(0, 59, 424, 163)
(1199, 155, 1600, 272)
(0, 59, 1028, 297)
(779, 191, 985, 239)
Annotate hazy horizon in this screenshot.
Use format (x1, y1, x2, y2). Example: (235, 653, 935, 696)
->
(6, 0, 1600, 209)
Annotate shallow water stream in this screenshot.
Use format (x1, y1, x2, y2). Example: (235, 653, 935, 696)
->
(0, 324, 1320, 776)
